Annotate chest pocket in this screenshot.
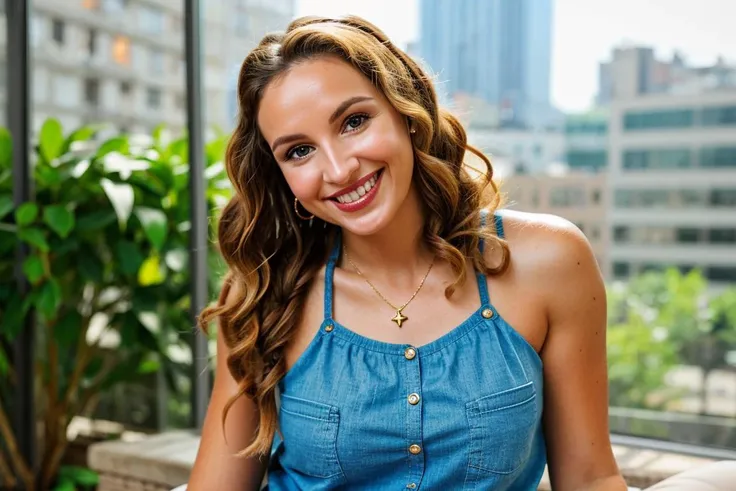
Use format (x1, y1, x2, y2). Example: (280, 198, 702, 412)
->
(278, 393, 345, 480)
(465, 380, 539, 475)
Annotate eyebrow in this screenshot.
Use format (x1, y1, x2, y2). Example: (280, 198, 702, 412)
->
(270, 95, 374, 153)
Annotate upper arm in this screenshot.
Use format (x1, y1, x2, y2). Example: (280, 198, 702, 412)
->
(187, 284, 270, 491)
(535, 220, 625, 490)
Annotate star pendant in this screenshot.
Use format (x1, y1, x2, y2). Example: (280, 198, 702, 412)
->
(391, 309, 408, 328)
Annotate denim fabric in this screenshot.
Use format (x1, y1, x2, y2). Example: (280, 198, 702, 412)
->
(267, 213, 546, 490)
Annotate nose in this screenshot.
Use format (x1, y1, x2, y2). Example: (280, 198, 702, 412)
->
(322, 147, 360, 185)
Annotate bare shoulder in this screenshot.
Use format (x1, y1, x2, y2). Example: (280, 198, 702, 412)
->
(493, 209, 599, 278)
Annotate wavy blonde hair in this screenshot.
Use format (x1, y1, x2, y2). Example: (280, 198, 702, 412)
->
(199, 15, 509, 457)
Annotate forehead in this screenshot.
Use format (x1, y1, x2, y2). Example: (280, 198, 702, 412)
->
(258, 57, 379, 137)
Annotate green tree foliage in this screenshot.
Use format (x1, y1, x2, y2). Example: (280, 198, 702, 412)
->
(0, 120, 231, 490)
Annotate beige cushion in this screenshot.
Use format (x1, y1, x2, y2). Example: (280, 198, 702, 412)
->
(645, 461, 736, 490)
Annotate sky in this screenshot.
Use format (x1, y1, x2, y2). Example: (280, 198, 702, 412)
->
(295, 0, 736, 113)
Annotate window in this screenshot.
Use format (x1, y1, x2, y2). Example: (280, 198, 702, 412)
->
(700, 146, 736, 168)
(146, 87, 162, 109)
(102, 0, 127, 15)
(706, 266, 736, 282)
(52, 19, 65, 45)
(623, 149, 692, 170)
(120, 81, 132, 95)
(708, 228, 736, 244)
(112, 36, 131, 65)
(84, 78, 100, 106)
(566, 151, 607, 171)
(549, 187, 585, 207)
(710, 188, 736, 206)
(613, 226, 630, 243)
(624, 109, 694, 130)
(88, 29, 97, 56)
(140, 6, 165, 34)
(591, 190, 601, 204)
(149, 49, 165, 75)
(702, 105, 736, 126)
(612, 262, 630, 278)
(675, 228, 700, 244)
(565, 120, 607, 135)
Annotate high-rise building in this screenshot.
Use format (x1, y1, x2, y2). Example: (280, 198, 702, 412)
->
(0, 0, 294, 135)
(419, 0, 554, 129)
(607, 90, 736, 287)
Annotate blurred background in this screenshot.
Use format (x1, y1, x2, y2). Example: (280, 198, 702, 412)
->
(0, 0, 735, 490)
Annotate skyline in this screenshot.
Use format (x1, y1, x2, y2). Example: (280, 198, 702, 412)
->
(295, 0, 736, 113)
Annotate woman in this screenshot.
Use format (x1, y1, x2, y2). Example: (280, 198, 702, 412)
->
(188, 15, 627, 491)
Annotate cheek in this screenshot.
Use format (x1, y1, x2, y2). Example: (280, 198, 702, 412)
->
(359, 124, 414, 170)
(281, 165, 322, 201)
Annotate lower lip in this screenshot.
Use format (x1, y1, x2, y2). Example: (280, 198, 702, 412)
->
(331, 171, 383, 213)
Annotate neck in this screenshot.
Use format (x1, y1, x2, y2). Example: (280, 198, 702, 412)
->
(341, 185, 432, 284)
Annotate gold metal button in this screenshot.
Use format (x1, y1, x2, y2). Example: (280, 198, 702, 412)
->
(408, 444, 422, 455)
(406, 484, 417, 489)
(407, 393, 420, 405)
(325, 324, 334, 332)
(481, 308, 494, 319)
(404, 347, 417, 360)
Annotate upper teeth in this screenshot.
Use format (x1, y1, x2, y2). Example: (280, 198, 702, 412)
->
(336, 173, 379, 204)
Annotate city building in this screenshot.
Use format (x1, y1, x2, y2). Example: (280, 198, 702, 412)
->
(503, 170, 609, 271)
(596, 45, 736, 106)
(564, 109, 609, 172)
(0, 0, 294, 134)
(419, 0, 555, 129)
(607, 90, 736, 285)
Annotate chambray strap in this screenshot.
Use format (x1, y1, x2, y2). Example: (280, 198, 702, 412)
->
(476, 210, 492, 306)
(324, 234, 341, 320)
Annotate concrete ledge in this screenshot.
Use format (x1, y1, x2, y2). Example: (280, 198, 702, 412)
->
(88, 431, 721, 490)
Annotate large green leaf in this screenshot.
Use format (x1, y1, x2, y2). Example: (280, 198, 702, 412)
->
(15, 202, 39, 226)
(101, 179, 134, 228)
(18, 227, 50, 252)
(76, 209, 116, 231)
(0, 292, 26, 341)
(0, 195, 14, 220)
(54, 310, 83, 350)
(78, 251, 104, 283)
(58, 465, 99, 487)
(0, 344, 9, 377)
(0, 127, 11, 169)
(40, 118, 65, 163)
(138, 255, 165, 286)
(96, 136, 129, 159)
(61, 125, 101, 154)
(116, 240, 144, 275)
(36, 278, 62, 319)
(43, 205, 75, 238)
(134, 207, 168, 251)
(165, 248, 188, 272)
(22, 254, 45, 284)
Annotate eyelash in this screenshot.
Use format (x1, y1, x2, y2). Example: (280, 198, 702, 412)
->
(284, 113, 371, 161)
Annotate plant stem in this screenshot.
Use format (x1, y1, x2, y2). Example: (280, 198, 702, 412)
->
(0, 402, 34, 490)
(0, 449, 18, 489)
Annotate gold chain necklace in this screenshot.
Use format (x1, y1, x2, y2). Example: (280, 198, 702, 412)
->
(343, 247, 435, 328)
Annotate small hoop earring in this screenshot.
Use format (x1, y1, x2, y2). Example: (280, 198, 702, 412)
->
(294, 198, 314, 220)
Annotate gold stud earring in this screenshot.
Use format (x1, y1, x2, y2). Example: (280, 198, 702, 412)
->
(294, 197, 315, 220)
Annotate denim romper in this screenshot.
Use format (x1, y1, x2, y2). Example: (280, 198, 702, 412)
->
(267, 213, 547, 490)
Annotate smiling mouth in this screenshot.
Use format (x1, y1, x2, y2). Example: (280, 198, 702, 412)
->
(327, 169, 383, 204)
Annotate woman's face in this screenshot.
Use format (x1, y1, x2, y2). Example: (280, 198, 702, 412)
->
(257, 56, 416, 236)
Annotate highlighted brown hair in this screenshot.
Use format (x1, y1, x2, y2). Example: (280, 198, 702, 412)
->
(199, 15, 508, 457)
